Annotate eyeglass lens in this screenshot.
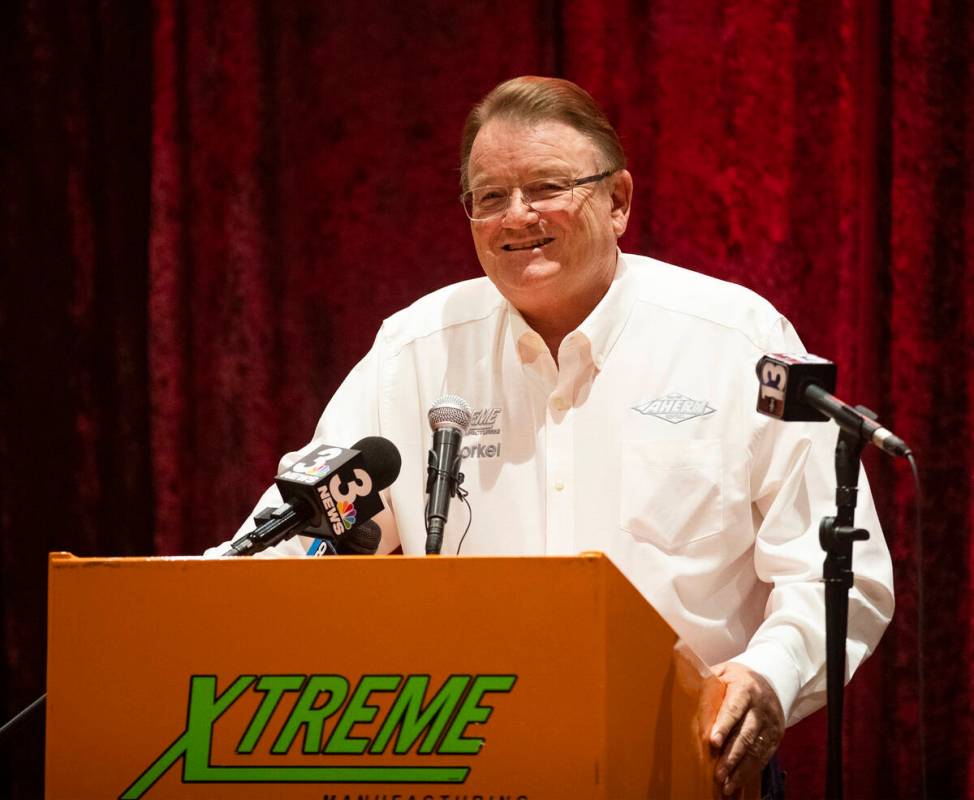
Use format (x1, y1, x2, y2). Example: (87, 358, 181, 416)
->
(463, 177, 575, 220)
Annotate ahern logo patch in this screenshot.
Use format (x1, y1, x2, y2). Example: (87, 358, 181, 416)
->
(119, 672, 517, 799)
(631, 392, 716, 424)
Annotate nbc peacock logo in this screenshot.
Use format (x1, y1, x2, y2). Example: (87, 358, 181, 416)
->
(337, 501, 357, 529)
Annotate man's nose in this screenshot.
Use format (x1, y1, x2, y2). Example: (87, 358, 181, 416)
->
(501, 189, 540, 227)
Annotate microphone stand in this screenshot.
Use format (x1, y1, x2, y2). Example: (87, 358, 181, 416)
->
(820, 426, 871, 800)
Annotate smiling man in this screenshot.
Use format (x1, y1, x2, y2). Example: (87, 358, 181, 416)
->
(213, 77, 894, 798)
(463, 113, 630, 359)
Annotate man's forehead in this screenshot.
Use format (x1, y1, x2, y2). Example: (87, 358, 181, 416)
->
(467, 118, 601, 184)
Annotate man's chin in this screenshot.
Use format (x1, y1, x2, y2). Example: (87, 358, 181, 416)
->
(488, 264, 565, 317)
(500, 252, 562, 283)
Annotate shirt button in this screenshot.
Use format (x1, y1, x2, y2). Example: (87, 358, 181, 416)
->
(554, 481, 565, 492)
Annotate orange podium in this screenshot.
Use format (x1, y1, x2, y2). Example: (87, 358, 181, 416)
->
(47, 551, 748, 799)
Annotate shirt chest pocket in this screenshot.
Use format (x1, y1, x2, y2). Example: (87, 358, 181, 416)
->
(619, 439, 724, 552)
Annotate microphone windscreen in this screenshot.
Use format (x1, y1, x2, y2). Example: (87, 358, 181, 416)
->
(336, 520, 382, 555)
(428, 394, 472, 433)
(351, 436, 402, 490)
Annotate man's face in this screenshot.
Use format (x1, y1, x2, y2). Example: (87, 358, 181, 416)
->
(466, 118, 631, 324)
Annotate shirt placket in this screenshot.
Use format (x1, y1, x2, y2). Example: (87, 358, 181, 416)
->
(544, 335, 586, 555)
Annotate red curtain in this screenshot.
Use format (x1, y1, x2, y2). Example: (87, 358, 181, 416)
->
(2, 1, 971, 797)
(1, 1, 154, 794)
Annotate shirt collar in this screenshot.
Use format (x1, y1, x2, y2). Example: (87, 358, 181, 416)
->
(508, 250, 637, 370)
(575, 250, 635, 369)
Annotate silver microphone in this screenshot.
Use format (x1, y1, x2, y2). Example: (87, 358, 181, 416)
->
(425, 395, 472, 554)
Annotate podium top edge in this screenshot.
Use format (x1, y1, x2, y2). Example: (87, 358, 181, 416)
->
(48, 551, 611, 565)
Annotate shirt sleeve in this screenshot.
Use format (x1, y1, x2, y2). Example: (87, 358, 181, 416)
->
(727, 316, 895, 724)
(203, 326, 403, 557)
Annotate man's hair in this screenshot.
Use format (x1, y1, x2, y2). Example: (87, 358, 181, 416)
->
(460, 76, 626, 192)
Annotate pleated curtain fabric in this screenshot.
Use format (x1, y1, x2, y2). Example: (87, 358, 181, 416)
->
(1, 1, 972, 797)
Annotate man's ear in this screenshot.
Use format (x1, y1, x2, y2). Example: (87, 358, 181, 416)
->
(609, 169, 633, 238)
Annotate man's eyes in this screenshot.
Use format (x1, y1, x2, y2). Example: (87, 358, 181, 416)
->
(471, 180, 570, 208)
(527, 180, 570, 193)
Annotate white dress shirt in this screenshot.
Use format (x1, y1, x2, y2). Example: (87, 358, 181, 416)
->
(209, 253, 894, 725)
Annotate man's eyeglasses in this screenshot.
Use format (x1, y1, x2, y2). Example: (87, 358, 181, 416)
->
(460, 170, 614, 221)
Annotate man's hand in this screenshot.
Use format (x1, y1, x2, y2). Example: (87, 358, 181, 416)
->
(709, 661, 785, 797)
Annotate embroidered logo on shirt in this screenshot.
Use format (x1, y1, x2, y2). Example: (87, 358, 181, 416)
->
(468, 407, 502, 436)
(632, 393, 716, 424)
(460, 441, 502, 459)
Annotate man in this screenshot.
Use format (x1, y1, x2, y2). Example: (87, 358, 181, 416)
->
(211, 76, 894, 796)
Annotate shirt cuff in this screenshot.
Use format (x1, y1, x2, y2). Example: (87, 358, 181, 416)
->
(727, 642, 803, 724)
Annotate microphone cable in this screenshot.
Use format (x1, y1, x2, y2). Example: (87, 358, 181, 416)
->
(422, 479, 473, 555)
(455, 487, 473, 555)
(0, 692, 45, 745)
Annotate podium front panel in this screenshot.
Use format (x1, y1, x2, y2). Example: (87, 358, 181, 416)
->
(46, 552, 729, 799)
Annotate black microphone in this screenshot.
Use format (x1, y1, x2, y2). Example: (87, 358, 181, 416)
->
(221, 436, 401, 556)
(307, 521, 383, 556)
(252, 511, 383, 556)
(425, 395, 472, 555)
(756, 353, 911, 457)
(334, 519, 382, 555)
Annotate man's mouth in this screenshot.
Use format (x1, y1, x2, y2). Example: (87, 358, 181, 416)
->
(501, 237, 555, 252)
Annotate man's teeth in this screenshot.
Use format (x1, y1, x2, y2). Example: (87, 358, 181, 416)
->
(503, 238, 553, 251)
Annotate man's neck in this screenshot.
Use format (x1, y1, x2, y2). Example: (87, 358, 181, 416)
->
(521, 289, 607, 366)
(521, 316, 574, 366)
(511, 250, 620, 366)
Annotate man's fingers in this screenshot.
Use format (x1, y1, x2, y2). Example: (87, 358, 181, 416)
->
(715, 708, 765, 784)
(708, 663, 786, 795)
(709, 681, 750, 747)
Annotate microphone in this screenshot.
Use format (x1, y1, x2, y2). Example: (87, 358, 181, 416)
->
(756, 354, 911, 457)
(425, 394, 472, 555)
(334, 520, 382, 555)
(305, 520, 383, 557)
(252, 510, 383, 557)
(221, 436, 401, 556)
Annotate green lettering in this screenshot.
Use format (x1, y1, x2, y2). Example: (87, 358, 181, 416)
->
(120, 672, 513, 795)
(236, 675, 305, 753)
(369, 675, 470, 755)
(324, 675, 401, 754)
(119, 674, 255, 799)
(271, 675, 349, 754)
(439, 675, 516, 754)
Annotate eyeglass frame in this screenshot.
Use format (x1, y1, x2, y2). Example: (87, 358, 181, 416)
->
(460, 169, 616, 221)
